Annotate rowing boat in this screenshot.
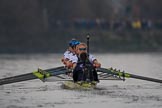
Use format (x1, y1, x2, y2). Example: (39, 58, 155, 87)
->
(0, 66, 162, 87)
(0, 36, 162, 88)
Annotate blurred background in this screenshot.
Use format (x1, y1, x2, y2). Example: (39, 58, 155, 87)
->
(0, 0, 162, 53)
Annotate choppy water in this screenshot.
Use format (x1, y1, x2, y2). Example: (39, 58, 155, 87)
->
(0, 53, 162, 108)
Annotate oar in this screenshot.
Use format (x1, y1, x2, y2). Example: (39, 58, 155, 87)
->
(0, 66, 69, 85)
(97, 67, 162, 83)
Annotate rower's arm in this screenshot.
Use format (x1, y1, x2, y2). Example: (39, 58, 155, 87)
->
(72, 63, 77, 69)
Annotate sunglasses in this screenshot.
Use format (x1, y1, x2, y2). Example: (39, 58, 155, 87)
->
(79, 48, 87, 51)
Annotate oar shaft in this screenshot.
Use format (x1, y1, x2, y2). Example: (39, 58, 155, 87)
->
(0, 73, 37, 85)
(0, 66, 67, 85)
(97, 68, 162, 83)
(129, 74, 162, 83)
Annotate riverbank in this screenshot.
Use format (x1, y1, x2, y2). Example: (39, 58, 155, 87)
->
(0, 30, 162, 53)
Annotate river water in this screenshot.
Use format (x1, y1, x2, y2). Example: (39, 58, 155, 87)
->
(0, 53, 162, 108)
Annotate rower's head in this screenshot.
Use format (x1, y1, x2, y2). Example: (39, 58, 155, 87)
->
(68, 39, 80, 52)
(76, 43, 87, 55)
(69, 39, 80, 49)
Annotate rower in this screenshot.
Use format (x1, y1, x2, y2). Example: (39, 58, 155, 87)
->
(61, 39, 80, 68)
(72, 43, 101, 82)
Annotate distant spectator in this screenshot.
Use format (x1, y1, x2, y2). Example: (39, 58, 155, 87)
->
(74, 19, 87, 29)
(125, 20, 132, 30)
(132, 19, 141, 29)
(112, 20, 124, 31)
(141, 19, 152, 30)
(86, 19, 96, 29)
(96, 19, 110, 29)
